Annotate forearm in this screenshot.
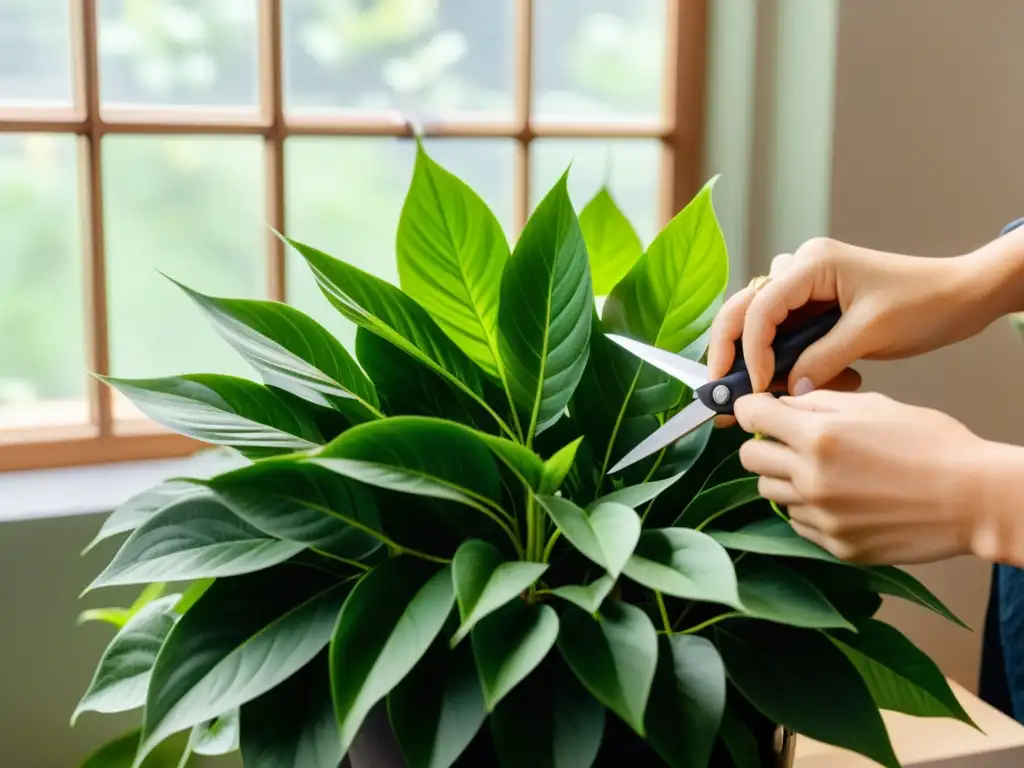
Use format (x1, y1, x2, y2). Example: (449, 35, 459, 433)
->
(959, 224, 1024, 320)
(965, 440, 1024, 568)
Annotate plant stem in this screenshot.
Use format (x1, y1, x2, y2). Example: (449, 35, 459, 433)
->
(680, 611, 743, 635)
(596, 365, 645, 491)
(525, 493, 542, 561)
(309, 549, 372, 571)
(655, 591, 672, 634)
(542, 530, 561, 562)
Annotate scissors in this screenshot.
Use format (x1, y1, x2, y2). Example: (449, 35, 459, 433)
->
(605, 306, 842, 473)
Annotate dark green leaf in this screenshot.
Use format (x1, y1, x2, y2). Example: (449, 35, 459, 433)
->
(621, 528, 740, 608)
(603, 177, 727, 352)
(79, 729, 192, 768)
(388, 639, 486, 768)
(550, 575, 615, 614)
(646, 635, 726, 768)
(239, 652, 342, 768)
(89, 495, 305, 590)
(590, 472, 685, 511)
(675, 478, 762, 529)
(191, 710, 239, 756)
(863, 566, 969, 629)
(717, 708, 760, 768)
(497, 171, 593, 437)
(558, 601, 657, 736)
(330, 558, 455, 752)
(735, 558, 853, 630)
(451, 540, 547, 646)
(397, 142, 510, 378)
(472, 430, 547, 492)
(138, 566, 350, 761)
(710, 517, 841, 563)
(541, 438, 584, 494)
(74, 594, 181, 723)
(715, 621, 899, 768)
(471, 598, 559, 710)
(85, 481, 211, 552)
(102, 374, 324, 458)
(829, 619, 975, 726)
(490, 656, 605, 768)
(174, 281, 380, 420)
(537, 496, 640, 579)
(579, 187, 643, 296)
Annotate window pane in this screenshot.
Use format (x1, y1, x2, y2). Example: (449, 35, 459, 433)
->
(533, 0, 666, 122)
(98, 0, 259, 108)
(284, 0, 515, 120)
(0, 0, 73, 107)
(0, 135, 86, 432)
(531, 139, 662, 246)
(105, 136, 264, 404)
(285, 137, 515, 347)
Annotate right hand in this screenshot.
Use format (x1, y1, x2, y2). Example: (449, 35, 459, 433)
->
(707, 237, 995, 399)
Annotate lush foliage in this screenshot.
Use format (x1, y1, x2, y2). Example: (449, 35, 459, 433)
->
(76, 143, 971, 768)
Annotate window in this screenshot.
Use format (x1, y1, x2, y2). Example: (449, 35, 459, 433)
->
(0, 0, 707, 471)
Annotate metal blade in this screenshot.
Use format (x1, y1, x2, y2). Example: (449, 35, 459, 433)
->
(608, 399, 717, 474)
(605, 334, 710, 389)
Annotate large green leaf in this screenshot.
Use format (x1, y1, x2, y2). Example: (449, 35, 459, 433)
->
(388, 639, 486, 768)
(829, 619, 975, 726)
(203, 459, 381, 561)
(675, 477, 762, 529)
(497, 171, 593, 437)
(490, 656, 605, 768)
(85, 481, 210, 552)
(645, 635, 726, 768)
(74, 594, 181, 723)
(621, 528, 740, 608)
(451, 540, 547, 646)
(239, 652, 342, 768)
(735, 557, 853, 630)
(103, 374, 325, 458)
(396, 142, 510, 378)
(175, 282, 380, 420)
(590, 472, 685, 511)
(138, 567, 350, 762)
(579, 187, 644, 296)
(288, 237, 513, 437)
(557, 601, 657, 736)
(863, 566, 969, 629)
(717, 708, 759, 768)
(89, 495, 305, 590)
(470, 598, 559, 710)
(716, 621, 899, 768)
(603, 177, 728, 351)
(550, 575, 615, 614)
(330, 558, 455, 752)
(537, 496, 640, 579)
(79, 729, 192, 768)
(710, 517, 841, 563)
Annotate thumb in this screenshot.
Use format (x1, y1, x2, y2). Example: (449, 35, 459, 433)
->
(788, 313, 869, 393)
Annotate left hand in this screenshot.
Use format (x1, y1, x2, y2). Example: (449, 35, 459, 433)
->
(733, 390, 982, 564)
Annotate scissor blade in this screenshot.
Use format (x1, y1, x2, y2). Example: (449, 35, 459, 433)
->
(605, 334, 710, 390)
(608, 399, 717, 475)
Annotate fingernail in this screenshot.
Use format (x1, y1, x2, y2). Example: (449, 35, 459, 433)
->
(793, 377, 815, 396)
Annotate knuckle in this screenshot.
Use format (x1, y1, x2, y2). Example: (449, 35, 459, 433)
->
(825, 537, 858, 561)
(797, 236, 837, 263)
(807, 422, 840, 459)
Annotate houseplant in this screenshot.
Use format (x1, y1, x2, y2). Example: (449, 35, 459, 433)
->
(75, 143, 974, 768)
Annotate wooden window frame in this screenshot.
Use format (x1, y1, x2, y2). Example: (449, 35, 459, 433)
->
(0, 0, 707, 472)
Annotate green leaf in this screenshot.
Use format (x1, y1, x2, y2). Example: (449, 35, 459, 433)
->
(603, 177, 728, 351)
(579, 187, 644, 296)
(471, 598, 559, 710)
(490, 656, 605, 768)
(397, 142, 511, 378)
(174, 281, 380, 420)
(102, 374, 325, 458)
(138, 566, 350, 762)
(173, 579, 214, 615)
(645, 635, 726, 768)
(558, 601, 657, 736)
(716, 621, 899, 768)
(288, 237, 512, 436)
(330, 558, 455, 752)
(239, 652, 342, 768)
(191, 710, 239, 756)
(498, 170, 593, 437)
(388, 639, 486, 768)
(89, 495, 306, 590)
(541, 437, 584, 494)
(863, 565, 969, 629)
(735, 557, 853, 630)
(86, 481, 210, 552)
(717, 708, 760, 768)
(589, 471, 685, 511)
(79, 729, 192, 768)
(621, 528, 740, 608)
(550, 575, 615, 614)
(472, 429, 547, 492)
(537, 496, 640, 579)
(77, 607, 131, 628)
(204, 459, 382, 561)
(74, 594, 181, 723)
(829, 618, 975, 726)
(675, 477, 762, 529)
(710, 517, 842, 563)
(451, 540, 547, 646)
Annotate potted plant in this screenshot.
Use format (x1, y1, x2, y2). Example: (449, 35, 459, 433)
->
(75, 143, 974, 768)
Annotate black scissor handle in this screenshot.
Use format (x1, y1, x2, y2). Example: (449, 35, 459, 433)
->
(695, 305, 843, 415)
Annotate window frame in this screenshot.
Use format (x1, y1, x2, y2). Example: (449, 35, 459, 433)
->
(0, 0, 708, 472)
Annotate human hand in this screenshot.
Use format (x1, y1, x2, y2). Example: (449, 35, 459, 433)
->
(734, 390, 983, 565)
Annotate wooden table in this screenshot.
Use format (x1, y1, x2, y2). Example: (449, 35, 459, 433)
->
(796, 680, 1024, 766)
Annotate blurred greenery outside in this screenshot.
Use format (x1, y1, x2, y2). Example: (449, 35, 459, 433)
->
(0, 0, 670, 424)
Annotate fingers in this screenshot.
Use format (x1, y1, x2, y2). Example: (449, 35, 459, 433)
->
(781, 388, 891, 413)
(757, 477, 803, 505)
(733, 393, 813, 446)
(707, 287, 755, 380)
(740, 438, 798, 479)
(786, 311, 870, 393)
